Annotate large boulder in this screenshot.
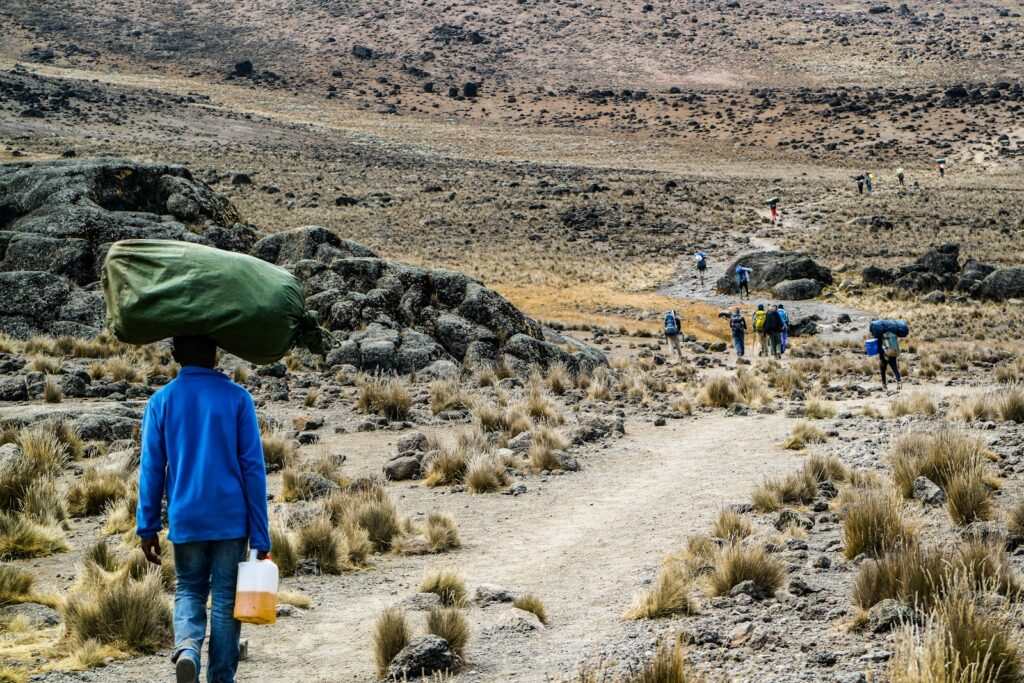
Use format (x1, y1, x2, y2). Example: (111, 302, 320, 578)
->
(0, 271, 104, 338)
(911, 243, 960, 276)
(716, 251, 832, 294)
(385, 635, 459, 680)
(974, 268, 1024, 302)
(955, 260, 996, 295)
(772, 279, 822, 300)
(250, 226, 376, 266)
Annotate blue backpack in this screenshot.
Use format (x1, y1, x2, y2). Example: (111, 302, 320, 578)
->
(869, 319, 909, 339)
(664, 312, 679, 336)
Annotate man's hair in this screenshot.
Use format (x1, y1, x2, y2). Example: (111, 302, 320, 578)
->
(757, 304, 764, 310)
(171, 335, 217, 369)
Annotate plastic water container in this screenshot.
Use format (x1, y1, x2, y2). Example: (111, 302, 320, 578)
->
(865, 338, 880, 357)
(233, 550, 278, 625)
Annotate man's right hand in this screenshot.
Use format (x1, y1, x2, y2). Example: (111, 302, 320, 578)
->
(140, 536, 162, 565)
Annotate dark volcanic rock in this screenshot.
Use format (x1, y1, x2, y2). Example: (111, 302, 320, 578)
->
(975, 268, 1024, 301)
(772, 278, 822, 300)
(386, 635, 459, 680)
(716, 251, 832, 294)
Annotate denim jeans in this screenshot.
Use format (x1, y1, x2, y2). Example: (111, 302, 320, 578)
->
(732, 332, 745, 357)
(172, 538, 248, 683)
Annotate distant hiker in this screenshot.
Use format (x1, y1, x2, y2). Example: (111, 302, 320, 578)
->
(764, 305, 784, 359)
(868, 320, 907, 391)
(767, 196, 779, 222)
(854, 174, 865, 194)
(752, 304, 768, 357)
(777, 304, 789, 353)
(664, 309, 683, 361)
(729, 307, 747, 357)
(138, 336, 270, 683)
(936, 159, 946, 177)
(896, 167, 905, 188)
(865, 172, 874, 194)
(694, 251, 708, 285)
(735, 265, 752, 300)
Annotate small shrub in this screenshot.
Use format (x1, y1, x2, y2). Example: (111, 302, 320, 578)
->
(512, 594, 548, 624)
(86, 538, 119, 573)
(1008, 499, 1024, 538)
(296, 517, 346, 574)
(425, 448, 471, 487)
(803, 399, 836, 419)
(260, 432, 297, 470)
(372, 607, 410, 678)
(781, 422, 828, 450)
(67, 469, 127, 517)
(270, 523, 297, 577)
(429, 378, 469, 415)
(805, 454, 848, 483)
(348, 488, 401, 552)
(545, 363, 572, 395)
(624, 564, 696, 619)
(425, 512, 461, 552)
(841, 487, 915, 560)
(700, 377, 737, 408)
(751, 468, 817, 512)
(670, 396, 693, 415)
(0, 563, 35, 605)
(889, 428, 991, 498)
(945, 466, 994, 525)
(890, 392, 938, 418)
(889, 585, 1022, 683)
(420, 570, 466, 606)
(525, 384, 562, 423)
(426, 605, 470, 656)
(29, 356, 61, 374)
(302, 388, 319, 408)
(278, 590, 311, 609)
(629, 635, 705, 683)
(341, 519, 374, 566)
(852, 544, 949, 611)
(104, 358, 142, 383)
(230, 366, 250, 384)
(0, 510, 68, 560)
(358, 377, 412, 421)
(21, 478, 67, 527)
(712, 508, 753, 542)
(465, 455, 510, 493)
(706, 544, 785, 598)
(63, 572, 172, 652)
(69, 639, 120, 669)
(42, 379, 62, 403)
(16, 427, 70, 477)
(997, 386, 1024, 423)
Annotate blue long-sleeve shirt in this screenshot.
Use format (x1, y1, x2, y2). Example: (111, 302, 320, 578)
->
(137, 366, 271, 552)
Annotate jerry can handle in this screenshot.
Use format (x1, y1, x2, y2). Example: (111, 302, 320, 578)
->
(249, 549, 258, 562)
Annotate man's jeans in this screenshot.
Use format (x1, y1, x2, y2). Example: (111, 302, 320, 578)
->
(732, 332, 745, 357)
(172, 538, 248, 683)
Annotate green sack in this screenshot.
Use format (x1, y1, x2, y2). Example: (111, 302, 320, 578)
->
(102, 239, 332, 365)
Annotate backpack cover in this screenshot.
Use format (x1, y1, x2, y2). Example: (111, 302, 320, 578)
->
(869, 319, 910, 339)
(664, 312, 679, 336)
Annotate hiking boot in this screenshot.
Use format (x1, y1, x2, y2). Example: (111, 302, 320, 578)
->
(176, 655, 198, 683)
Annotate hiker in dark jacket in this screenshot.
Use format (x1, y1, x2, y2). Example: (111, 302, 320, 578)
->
(872, 327, 903, 391)
(139, 335, 270, 683)
(763, 305, 784, 359)
(729, 308, 747, 357)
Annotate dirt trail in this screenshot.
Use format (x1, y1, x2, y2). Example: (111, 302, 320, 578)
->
(100, 413, 797, 682)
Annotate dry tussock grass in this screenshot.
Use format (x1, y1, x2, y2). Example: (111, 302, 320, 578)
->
(426, 605, 470, 657)
(624, 564, 697, 620)
(890, 391, 938, 417)
(424, 512, 461, 553)
(429, 378, 470, 415)
(270, 522, 298, 577)
(295, 517, 349, 574)
(781, 422, 828, 450)
(358, 377, 412, 421)
(751, 468, 817, 513)
(0, 564, 35, 605)
(890, 582, 1022, 683)
(0, 511, 68, 560)
(322, 484, 401, 553)
(465, 455, 510, 493)
(706, 543, 784, 598)
(955, 386, 1024, 424)
(840, 486, 916, 560)
(420, 570, 467, 606)
(62, 571, 172, 653)
(372, 607, 410, 679)
(803, 398, 836, 420)
(513, 594, 548, 624)
(712, 508, 753, 542)
(260, 432, 297, 470)
(67, 468, 128, 518)
(889, 429, 993, 499)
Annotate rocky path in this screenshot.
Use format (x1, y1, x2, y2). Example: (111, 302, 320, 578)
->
(84, 412, 798, 682)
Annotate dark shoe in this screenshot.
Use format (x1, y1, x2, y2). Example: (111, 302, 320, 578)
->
(176, 655, 198, 683)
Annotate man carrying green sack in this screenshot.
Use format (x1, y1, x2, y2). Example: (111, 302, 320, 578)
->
(138, 335, 270, 683)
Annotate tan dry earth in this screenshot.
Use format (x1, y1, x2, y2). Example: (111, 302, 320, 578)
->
(73, 413, 795, 681)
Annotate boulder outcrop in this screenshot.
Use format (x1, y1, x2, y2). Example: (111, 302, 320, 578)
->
(715, 250, 832, 294)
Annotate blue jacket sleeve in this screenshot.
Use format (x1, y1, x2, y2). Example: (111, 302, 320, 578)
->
(237, 393, 271, 552)
(137, 398, 167, 540)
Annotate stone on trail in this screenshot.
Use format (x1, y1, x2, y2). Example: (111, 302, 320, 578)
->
(385, 635, 459, 680)
(474, 583, 515, 606)
(911, 476, 946, 505)
(498, 608, 545, 632)
(866, 598, 914, 633)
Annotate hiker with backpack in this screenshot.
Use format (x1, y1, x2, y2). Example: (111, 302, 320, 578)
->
(896, 167, 905, 189)
(751, 304, 768, 357)
(936, 159, 946, 178)
(868, 320, 908, 391)
(777, 304, 789, 354)
(763, 305, 784, 359)
(664, 309, 683, 361)
(854, 174, 865, 194)
(735, 265, 752, 300)
(767, 197, 779, 222)
(729, 307, 747, 357)
(694, 251, 708, 286)
(865, 172, 874, 194)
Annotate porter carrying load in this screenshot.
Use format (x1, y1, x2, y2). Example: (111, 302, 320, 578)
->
(102, 239, 333, 364)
